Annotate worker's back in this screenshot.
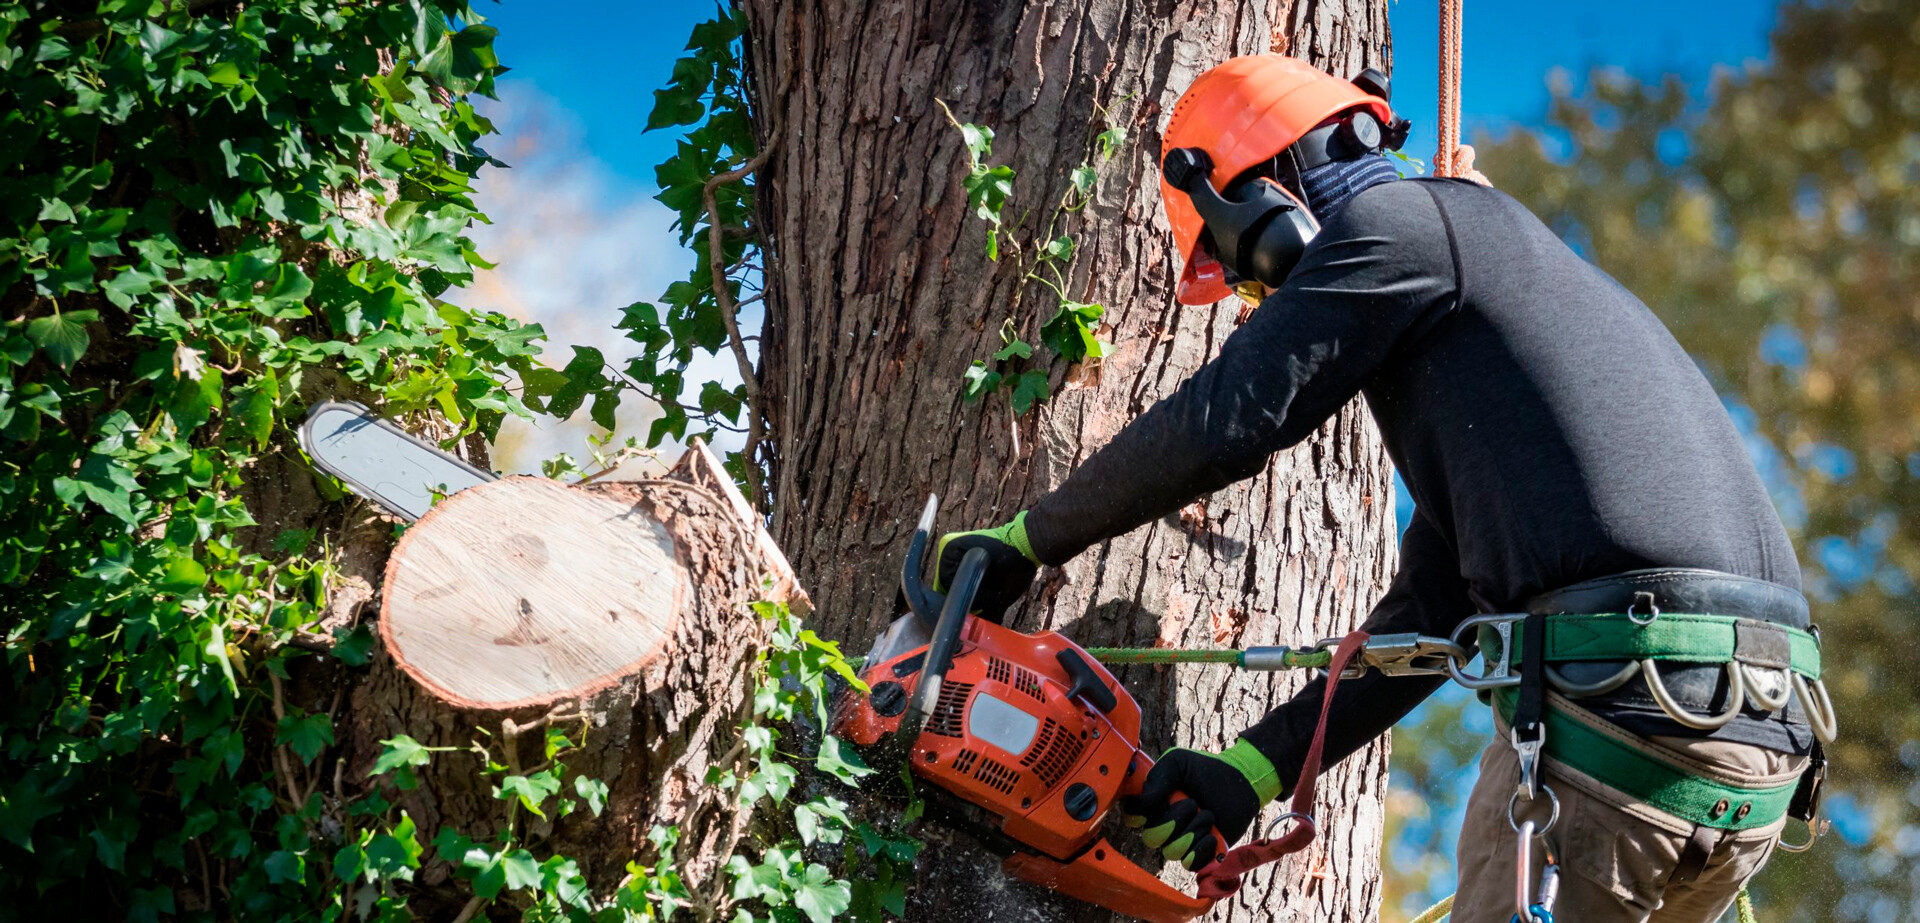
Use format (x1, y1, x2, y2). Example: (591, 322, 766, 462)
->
(1358, 177, 1801, 609)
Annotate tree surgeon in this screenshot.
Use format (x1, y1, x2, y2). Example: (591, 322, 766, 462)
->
(936, 56, 1834, 922)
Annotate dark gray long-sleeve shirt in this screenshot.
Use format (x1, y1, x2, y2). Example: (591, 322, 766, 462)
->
(1024, 177, 1805, 780)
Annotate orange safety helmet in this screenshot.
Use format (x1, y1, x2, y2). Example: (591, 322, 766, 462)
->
(1161, 55, 1401, 305)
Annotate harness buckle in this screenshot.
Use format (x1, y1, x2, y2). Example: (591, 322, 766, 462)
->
(1447, 613, 1525, 689)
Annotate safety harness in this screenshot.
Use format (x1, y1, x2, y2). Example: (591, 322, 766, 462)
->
(1436, 580, 1835, 923)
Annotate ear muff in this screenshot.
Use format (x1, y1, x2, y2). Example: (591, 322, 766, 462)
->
(1162, 147, 1320, 291)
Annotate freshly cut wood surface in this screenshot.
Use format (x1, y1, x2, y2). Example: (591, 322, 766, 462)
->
(380, 475, 687, 708)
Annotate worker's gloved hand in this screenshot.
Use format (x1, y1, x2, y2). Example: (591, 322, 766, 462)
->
(934, 511, 1041, 623)
(1119, 740, 1284, 869)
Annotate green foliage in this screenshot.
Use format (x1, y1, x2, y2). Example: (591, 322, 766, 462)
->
(0, 1, 605, 917)
(1480, 2, 1920, 917)
(945, 104, 1124, 416)
(619, 6, 759, 458)
(717, 601, 922, 923)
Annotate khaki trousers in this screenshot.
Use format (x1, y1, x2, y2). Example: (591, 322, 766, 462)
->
(1450, 693, 1806, 923)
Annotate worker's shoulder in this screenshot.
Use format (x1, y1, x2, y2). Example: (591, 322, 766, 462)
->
(1322, 177, 1458, 254)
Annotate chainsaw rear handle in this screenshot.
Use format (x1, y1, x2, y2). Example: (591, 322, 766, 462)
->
(899, 544, 987, 741)
(1123, 751, 1231, 874)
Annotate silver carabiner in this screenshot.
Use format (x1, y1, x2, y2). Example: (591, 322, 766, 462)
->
(1448, 613, 1526, 690)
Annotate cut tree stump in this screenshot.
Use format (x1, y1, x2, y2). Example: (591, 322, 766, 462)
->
(380, 475, 689, 709)
(348, 441, 803, 902)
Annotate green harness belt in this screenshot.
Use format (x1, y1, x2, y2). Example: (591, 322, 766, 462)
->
(1481, 613, 1822, 832)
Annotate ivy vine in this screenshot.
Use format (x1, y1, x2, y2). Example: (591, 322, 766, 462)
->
(943, 100, 1128, 415)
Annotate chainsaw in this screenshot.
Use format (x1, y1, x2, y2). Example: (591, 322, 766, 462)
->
(831, 496, 1324, 923)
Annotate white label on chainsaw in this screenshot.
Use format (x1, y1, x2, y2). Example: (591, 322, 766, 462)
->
(967, 692, 1039, 758)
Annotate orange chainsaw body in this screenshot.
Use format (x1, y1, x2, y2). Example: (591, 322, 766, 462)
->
(833, 616, 1213, 923)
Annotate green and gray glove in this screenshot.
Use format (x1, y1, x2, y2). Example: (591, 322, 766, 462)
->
(1118, 740, 1283, 869)
(934, 511, 1042, 623)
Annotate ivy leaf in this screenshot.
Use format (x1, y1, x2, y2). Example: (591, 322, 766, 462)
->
(1041, 236, 1074, 263)
(332, 624, 376, 666)
(54, 453, 141, 525)
(276, 713, 334, 764)
(574, 775, 610, 817)
(364, 814, 423, 882)
(1071, 165, 1097, 195)
(959, 123, 994, 160)
(26, 310, 97, 370)
(500, 849, 543, 891)
(1041, 301, 1106, 362)
(262, 850, 304, 884)
(372, 735, 434, 776)
(160, 556, 207, 593)
(814, 735, 872, 785)
(961, 361, 1001, 401)
(496, 770, 563, 817)
(1009, 369, 1051, 415)
(992, 338, 1032, 361)
(1096, 126, 1128, 160)
(792, 864, 853, 923)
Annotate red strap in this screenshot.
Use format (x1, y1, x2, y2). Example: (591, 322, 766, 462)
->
(1194, 630, 1371, 900)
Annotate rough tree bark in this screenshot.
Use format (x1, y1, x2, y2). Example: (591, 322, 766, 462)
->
(746, 2, 1399, 921)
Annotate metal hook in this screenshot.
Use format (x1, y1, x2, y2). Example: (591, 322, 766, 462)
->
(1791, 673, 1839, 744)
(1740, 663, 1794, 713)
(1641, 659, 1745, 729)
(1544, 661, 1639, 698)
(1776, 813, 1829, 853)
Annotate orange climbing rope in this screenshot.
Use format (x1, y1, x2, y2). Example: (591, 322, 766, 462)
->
(1435, 0, 1464, 176)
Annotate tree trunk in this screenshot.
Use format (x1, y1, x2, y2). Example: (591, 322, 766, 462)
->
(746, 2, 1398, 921)
(344, 446, 800, 907)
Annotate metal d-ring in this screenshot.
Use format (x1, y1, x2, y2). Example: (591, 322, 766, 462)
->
(1545, 661, 1640, 698)
(1740, 663, 1794, 713)
(1264, 810, 1316, 840)
(1791, 673, 1839, 744)
(1626, 593, 1661, 626)
(1775, 814, 1828, 853)
(1641, 659, 1745, 729)
(1508, 783, 1561, 837)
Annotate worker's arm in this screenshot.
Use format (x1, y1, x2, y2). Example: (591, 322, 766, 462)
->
(1237, 509, 1476, 786)
(1022, 180, 1458, 565)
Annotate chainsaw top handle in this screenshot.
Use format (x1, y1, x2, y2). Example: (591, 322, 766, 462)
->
(898, 542, 987, 742)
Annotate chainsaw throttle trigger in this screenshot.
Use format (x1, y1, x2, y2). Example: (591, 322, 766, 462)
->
(1056, 648, 1119, 714)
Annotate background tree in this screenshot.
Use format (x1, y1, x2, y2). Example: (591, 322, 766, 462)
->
(729, 2, 1403, 920)
(1483, 1, 1919, 918)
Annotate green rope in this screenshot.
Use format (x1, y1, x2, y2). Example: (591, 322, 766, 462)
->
(1406, 893, 1453, 923)
(1736, 886, 1758, 923)
(1083, 647, 1334, 669)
